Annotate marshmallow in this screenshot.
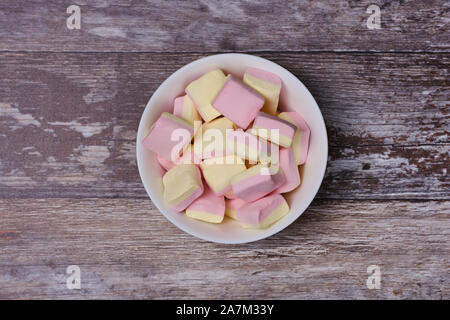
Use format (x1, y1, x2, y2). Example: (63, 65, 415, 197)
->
(225, 198, 247, 220)
(273, 147, 300, 193)
(142, 112, 194, 161)
(250, 112, 296, 148)
(200, 155, 246, 196)
(278, 112, 311, 165)
(224, 190, 238, 199)
(194, 117, 234, 159)
(243, 68, 281, 115)
(231, 164, 285, 202)
(226, 129, 272, 162)
(157, 144, 201, 172)
(185, 69, 226, 122)
(157, 154, 175, 171)
(173, 95, 202, 126)
(212, 75, 264, 129)
(245, 158, 261, 168)
(163, 164, 204, 212)
(236, 193, 289, 229)
(176, 144, 202, 165)
(186, 186, 225, 223)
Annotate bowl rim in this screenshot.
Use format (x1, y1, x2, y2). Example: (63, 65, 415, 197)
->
(136, 53, 328, 244)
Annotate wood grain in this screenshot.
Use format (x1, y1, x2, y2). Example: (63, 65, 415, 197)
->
(0, 198, 448, 299)
(0, 52, 448, 199)
(0, 1, 448, 299)
(0, 0, 448, 53)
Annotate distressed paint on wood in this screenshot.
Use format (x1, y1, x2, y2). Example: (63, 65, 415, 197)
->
(0, 0, 448, 52)
(0, 198, 448, 299)
(0, 142, 448, 199)
(0, 52, 447, 146)
(0, 0, 448, 299)
(0, 52, 448, 199)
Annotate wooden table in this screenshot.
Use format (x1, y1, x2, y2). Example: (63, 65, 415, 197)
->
(0, 0, 448, 299)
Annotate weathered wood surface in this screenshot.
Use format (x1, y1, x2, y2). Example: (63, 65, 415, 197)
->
(0, 199, 448, 299)
(0, 0, 449, 52)
(0, 0, 449, 300)
(0, 52, 448, 199)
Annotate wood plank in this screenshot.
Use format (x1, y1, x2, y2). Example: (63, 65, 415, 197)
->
(0, 198, 448, 299)
(0, 143, 448, 199)
(0, 0, 448, 52)
(323, 144, 449, 199)
(0, 52, 447, 146)
(0, 52, 448, 199)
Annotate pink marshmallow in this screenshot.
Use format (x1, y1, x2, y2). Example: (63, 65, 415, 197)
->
(235, 193, 287, 228)
(225, 197, 247, 219)
(157, 145, 201, 172)
(245, 68, 282, 86)
(231, 164, 285, 202)
(273, 148, 300, 193)
(186, 185, 225, 222)
(212, 75, 264, 129)
(251, 112, 297, 148)
(176, 145, 202, 165)
(142, 112, 194, 161)
(224, 190, 238, 199)
(173, 96, 185, 117)
(173, 95, 202, 125)
(226, 198, 247, 211)
(157, 154, 175, 171)
(172, 186, 203, 212)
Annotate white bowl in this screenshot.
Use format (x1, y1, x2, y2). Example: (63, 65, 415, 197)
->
(136, 53, 328, 244)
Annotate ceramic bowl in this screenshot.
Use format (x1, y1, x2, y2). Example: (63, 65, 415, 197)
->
(136, 53, 328, 244)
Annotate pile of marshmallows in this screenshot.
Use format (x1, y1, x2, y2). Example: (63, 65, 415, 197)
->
(143, 68, 310, 229)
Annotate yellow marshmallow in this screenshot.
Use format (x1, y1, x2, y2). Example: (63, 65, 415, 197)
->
(185, 186, 225, 224)
(225, 207, 237, 220)
(174, 95, 202, 127)
(291, 130, 302, 164)
(185, 69, 226, 122)
(199, 155, 246, 196)
(260, 200, 290, 229)
(162, 164, 203, 211)
(194, 117, 233, 159)
(186, 210, 224, 224)
(241, 200, 289, 229)
(176, 144, 201, 165)
(278, 115, 301, 159)
(243, 73, 281, 115)
(225, 198, 246, 220)
(249, 127, 292, 149)
(278, 112, 310, 165)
